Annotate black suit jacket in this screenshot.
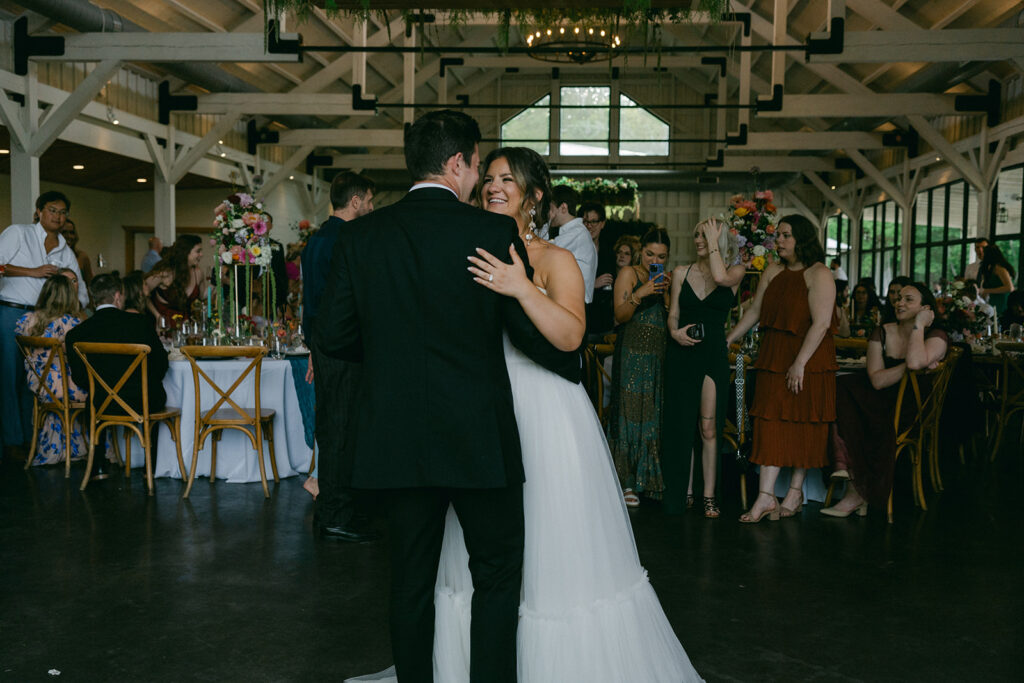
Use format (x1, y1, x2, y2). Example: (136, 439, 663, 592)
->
(315, 188, 580, 490)
(65, 307, 169, 415)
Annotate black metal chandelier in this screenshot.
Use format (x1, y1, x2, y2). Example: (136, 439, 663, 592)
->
(524, 25, 622, 64)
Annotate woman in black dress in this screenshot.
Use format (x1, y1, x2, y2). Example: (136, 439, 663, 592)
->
(663, 218, 745, 517)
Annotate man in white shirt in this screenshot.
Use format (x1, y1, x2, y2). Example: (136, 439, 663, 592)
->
(540, 185, 598, 304)
(141, 236, 163, 272)
(0, 191, 88, 457)
(962, 238, 988, 282)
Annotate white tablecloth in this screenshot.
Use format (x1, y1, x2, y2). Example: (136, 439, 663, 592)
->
(120, 359, 313, 483)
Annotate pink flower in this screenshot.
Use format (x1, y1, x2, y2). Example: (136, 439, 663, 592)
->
(253, 220, 268, 236)
(754, 190, 774, 202)
(298, 219, 310, 230)
(730, 194, 744, 207)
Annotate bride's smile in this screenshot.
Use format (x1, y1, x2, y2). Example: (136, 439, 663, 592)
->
(480, 157, 523, 222)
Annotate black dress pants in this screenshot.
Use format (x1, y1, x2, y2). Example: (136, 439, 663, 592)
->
(386, 484, 524, 683)
(310, 341, 359, 527)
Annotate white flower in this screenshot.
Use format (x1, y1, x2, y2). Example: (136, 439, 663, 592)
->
(753, 244, 766, 256)
(220, 252, 233, 265)
(231, 218, 244, 228)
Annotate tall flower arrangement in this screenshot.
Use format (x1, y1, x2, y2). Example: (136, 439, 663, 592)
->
(212, 193, 273, 268)
(936, 280, 995, 339)
(723, 190, 778, 271)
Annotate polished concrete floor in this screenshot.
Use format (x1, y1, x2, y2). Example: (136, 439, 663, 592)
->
(1, 432, 1021, 682)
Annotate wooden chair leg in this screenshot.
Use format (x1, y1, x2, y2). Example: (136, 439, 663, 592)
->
(144, 423, 155, 496)
(739, 473, 747, 511)
(824, 478, 836, 507)
(253, 425, 270, 498)
(24, 399, 41, 470)
(183, 425, 204, 499)
(211, 430, 221, 482)
(263, 418, 279, 483)
(914, 447, 928, 511)
(887, 488, 895, 524)
(124, 429, 133, 477)
(168, 417, 187, 480)
(80, 427, 98, 492)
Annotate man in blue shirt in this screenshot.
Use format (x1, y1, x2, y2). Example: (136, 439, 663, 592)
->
(301, 171, 376, 541)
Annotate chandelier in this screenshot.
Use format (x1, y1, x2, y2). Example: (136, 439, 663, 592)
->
(525, 25, 622, 64)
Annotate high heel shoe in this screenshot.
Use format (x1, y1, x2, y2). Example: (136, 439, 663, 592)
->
(820, 501, 868, 518)
(703, 496, 720, 519)
(739, 491, 780, 523)
(779, 487, 805, 518)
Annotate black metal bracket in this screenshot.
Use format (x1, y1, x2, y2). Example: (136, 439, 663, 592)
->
(351, 84, 377, 112)
(439, 58, 464, 78)
(755, 84, 784, 113)
(704, 93, 718, 106)
(504, 67, 519, 74)
(551, 68, 560, 80)
(455, 94, 470, 106)
(806, 17, 845, 58)
(882, 128, 919, 157)
(701, 57, 727, 78)
(704, 149, 725, 168)
(955, 79, 1002, 128)
(722, 13, 751, 38)
(13, 16, 64, 76)
(266, 19, 301, 60)
(158, 80, 197, 125)
(725, 124, 748, 146)
(835, 157, 865, 179)
(405, 13, 436, 38)
(247, 119, 279, 155)
(306, 153, 332, 175)
(611, 67, 620, 80)
(698, 175, 720, 185)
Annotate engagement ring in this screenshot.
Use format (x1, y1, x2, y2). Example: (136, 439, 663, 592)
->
(488, 274, 494, 282)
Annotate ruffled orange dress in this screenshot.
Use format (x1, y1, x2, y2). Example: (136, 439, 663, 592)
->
(750, 266, 837, 468)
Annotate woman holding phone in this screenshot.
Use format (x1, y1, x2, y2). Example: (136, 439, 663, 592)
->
(607, 227, 672, 507)
(662, 219, 744, 517)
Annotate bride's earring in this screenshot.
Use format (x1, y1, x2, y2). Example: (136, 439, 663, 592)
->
(525, 207, 536, 243)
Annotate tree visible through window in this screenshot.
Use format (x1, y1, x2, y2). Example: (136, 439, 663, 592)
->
(560, 86, 610, 156)
(619, 93, 669, 156)
(501, 94, 550, 156)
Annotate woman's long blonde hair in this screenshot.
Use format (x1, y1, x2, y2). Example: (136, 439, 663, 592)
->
(29, 275, 81, 336)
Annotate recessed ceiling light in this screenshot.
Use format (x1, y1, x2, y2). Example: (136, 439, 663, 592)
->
(136, 177, 147, 183)
(219, 152, 226, 157)
(289, 175, 294, 180)
(218, 140, 224, 144)
(0, 149, 9, 155)
(72, 164, 85, 170)
(935, 156, 941, 161)
(830, 185, 836, 190)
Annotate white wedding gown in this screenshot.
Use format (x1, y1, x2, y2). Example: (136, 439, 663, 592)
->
(351, 328, 702, 682)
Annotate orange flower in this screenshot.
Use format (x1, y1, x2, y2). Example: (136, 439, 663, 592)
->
(765, 202, 777, 213)
(766, 224, 775, 234)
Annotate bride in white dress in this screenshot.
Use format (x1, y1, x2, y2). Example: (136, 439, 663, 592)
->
(352, 147, 702, 683)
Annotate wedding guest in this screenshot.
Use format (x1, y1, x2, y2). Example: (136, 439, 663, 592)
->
(830, 257, 849, 294)
(150, 234, 207, 321)
(122, 270, 153, 321)
(1000, 290, 1024, 331)
(15, 275, 87, 466)
(66, 273, 169, 480)
(823, 282, 948, 517)
(141, 236, 163, 272)
(607, 227, 671, 507)
(542, 185, 598, 303)
(61, 220, 94, 286)
(663, 218, 744, 517)
(582, 202, 617, 337)
(882, 276, 914, 323)
(977, 244, 1016, 314)
(961, 237, 988, 282)
(614, 234, 641, 271)
(301, 170, 379, 542)
(0, 191, 88, 459)
(726, 215, 837, 523)
(848, 283, 882, 338)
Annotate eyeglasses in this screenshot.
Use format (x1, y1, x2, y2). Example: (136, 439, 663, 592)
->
(582, 219, 604, 227)
(44, 206, 69, 217)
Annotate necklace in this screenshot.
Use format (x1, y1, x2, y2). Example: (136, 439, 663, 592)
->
(696, 260, 713, 292)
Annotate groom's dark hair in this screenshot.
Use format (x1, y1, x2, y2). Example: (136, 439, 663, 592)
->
(404, 110, 481, 181)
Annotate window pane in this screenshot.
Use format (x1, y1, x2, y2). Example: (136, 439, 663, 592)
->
(501, 94, 550, 155)
(948, 182, 965, 242)
(912, 247, 927, 282)
(879, 249, 895, 291)
(826, 216, 838, 256)
(995, 167, 1023, 236)
(619, 93, 669, 156)
(861, 208, 875, 251)
(930, 187, 946, 243)
(966, 185, 980, 239)
(860, 252, 874, 283)
(928, 246, 944, 288)
(947, 243, 964, 279)
(560, 86, 609, 156)
(914, 192, 929, 244)
(883, 201, 897, 249)
(995, 238, 1020, 284)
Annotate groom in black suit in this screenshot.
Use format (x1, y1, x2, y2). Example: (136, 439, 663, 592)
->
(316, 111, 578, 682)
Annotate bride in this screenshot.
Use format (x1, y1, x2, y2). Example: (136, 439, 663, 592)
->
(353, 147, 702, 682)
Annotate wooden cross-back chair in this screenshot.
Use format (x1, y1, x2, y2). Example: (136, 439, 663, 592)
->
(919, 346, 962, 493)
(990, 342, 1024, 460)
(72, 342, 185, 494)
(15, 335, 86, 477)
(179, 345, 278, 498)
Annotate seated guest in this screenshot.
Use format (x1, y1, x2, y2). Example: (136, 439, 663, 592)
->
(881, 276, 913, 323)
(66, 273, 169, 479)
(15, 275, 87, 465)
(150, 234, 207, 321)
(141, 236, 163, 272)
(1000, 290, 1024, 331)
(122, 270, 159, 331)
(848, 282, 882, 338)
(823, 282, 948, 517)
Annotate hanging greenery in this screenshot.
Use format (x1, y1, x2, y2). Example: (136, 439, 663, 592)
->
(552, 176, 639, 207)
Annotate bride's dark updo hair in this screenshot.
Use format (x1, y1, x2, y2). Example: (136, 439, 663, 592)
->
(479, 147, 551, 231)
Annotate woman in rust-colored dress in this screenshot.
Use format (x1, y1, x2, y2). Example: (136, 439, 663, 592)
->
(726, 214, 837, 522)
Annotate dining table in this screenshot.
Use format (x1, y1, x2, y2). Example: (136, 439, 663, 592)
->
(116, 353, 316, 486)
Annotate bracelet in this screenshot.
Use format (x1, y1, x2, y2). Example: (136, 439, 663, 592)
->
(709, 249, 719, 253)
(628, 294, 641, 306)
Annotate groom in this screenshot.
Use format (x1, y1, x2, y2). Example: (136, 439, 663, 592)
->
(315, 111, 579, 682)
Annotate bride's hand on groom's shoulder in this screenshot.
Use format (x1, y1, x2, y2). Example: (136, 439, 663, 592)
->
(467, 245, 532, 299)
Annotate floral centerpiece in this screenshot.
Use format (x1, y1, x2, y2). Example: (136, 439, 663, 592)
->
(723, 190, 778, 271)
(936, 280, 995, 340)
(213, 192, 272, 267)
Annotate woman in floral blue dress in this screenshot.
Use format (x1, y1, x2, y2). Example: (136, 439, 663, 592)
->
(15, 274, 87, 465)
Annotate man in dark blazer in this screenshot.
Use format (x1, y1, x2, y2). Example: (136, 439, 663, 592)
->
(302, 170, 378, 542)
(315, 110, 578, 683)
(66, 273, 169, 479)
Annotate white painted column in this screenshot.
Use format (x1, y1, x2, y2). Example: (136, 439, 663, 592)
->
(8, 149, 39, 224)
(154, 176, 176, 245)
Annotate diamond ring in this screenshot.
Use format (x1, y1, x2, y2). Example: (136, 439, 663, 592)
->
(488, 274, 494, 282)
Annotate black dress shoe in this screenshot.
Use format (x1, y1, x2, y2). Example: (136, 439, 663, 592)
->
(90, 459, 109, 481)
(317, 524, 381, 543)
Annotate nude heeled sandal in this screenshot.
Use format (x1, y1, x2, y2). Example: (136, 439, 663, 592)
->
(739, 491, 780, 523)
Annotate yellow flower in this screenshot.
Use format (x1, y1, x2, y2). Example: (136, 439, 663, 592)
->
(734, 207, 749, 217)
(752, 255, 766, 271)
(249, 245, 261, 256)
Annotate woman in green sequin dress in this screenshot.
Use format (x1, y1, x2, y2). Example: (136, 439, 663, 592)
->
(607, 228, 671, 506)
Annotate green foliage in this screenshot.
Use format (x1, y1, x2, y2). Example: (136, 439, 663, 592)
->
(552, 176, 639, 207)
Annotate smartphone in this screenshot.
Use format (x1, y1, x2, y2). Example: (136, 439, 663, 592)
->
(688, 322, 705, 341)
(649, 263, 665, 282)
